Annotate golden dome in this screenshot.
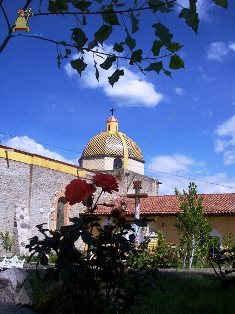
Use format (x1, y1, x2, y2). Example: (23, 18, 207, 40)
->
(81, 114, 144, 163)
(82, 131, 144, 162)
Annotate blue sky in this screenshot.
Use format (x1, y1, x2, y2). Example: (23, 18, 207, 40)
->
(0, 1, 235, 194)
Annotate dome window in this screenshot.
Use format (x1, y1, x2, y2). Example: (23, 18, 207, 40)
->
(113, 157, 123, 169)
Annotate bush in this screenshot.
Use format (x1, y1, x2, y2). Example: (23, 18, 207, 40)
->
(0, 231, 14, 252)
(27, 175, 159, 313)
(128, 231, 180, 270)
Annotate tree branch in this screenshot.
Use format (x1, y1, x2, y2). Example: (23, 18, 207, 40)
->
(23, 0, 33, 10)
(0, 3, 11, 32)
(13, 33, 173, 61)
(33, 0, 176, 17)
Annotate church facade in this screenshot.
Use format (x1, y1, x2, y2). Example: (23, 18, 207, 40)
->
(0, 113, 158, 255)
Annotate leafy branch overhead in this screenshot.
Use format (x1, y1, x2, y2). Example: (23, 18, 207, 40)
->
(0, 0, 228, 85)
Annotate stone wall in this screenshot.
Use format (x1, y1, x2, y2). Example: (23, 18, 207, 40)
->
(0, 158, 158, 255)
(0, 158, 79, 255)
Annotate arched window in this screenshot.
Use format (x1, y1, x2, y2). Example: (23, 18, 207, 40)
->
(113, 157, 123, 169)
(56, 197, 66, 229)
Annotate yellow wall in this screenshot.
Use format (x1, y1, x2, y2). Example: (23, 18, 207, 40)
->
(0, 146, 86, 177)
(97, 214, 235, 244)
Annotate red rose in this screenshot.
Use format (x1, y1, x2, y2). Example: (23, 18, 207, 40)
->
(93, 173, 119, 193)
(65, 179, 96, 205)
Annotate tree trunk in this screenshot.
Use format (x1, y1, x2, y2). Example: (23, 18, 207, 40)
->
(183, 249, 187, 268)
(189, 235, 195, 269)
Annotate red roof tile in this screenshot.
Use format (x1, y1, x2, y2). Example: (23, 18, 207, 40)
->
(95, 193, 235, 216)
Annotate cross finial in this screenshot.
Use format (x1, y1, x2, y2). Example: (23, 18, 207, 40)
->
(110, 108, 116, 116)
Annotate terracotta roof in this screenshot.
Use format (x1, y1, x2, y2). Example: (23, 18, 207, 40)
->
(95, 193, 235, 216)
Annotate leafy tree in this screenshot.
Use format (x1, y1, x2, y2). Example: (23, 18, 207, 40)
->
(0, 0, 228, 85)
(175, 182, 211, 269)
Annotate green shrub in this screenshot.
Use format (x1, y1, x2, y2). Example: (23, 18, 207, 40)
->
(0, 231, 14, 252)
(128, 231, 180, 269)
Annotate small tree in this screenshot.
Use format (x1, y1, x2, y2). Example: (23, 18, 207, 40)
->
(175, 182, 211, 269)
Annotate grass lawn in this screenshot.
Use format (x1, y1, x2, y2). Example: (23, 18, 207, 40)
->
(133, 271, 235, 314)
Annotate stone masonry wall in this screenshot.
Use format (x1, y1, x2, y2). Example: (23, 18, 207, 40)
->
(0, 158, 158, 255)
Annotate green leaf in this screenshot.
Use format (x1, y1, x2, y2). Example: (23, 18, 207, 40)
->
(87, 39, 98, 50)
(169, 54, 185, 69)
(145, 61, 163, 74)
(94, 24, 113, 44)
(94, 60, 99, 81)
(125, 32, 136, 51)
(151, 40, 162, 56)
(179, 7, 199, 32)
(72, 28, 88, 48)
(163, 69, 172, 77)
(57, 53, 61, 68)
(130, 12, 139, 33)
(113, 42, 124, 53)
(108, 69, 124, 86)
(167, 42, 183, 52)
(102, 9, 120, 25)
(72, 0, 92, 11)
(65, 49, 71, 55)
(149, 0, 171, 13)
(152, 23, 173, 46)
(48, 0, 68, 12)
(70, 57, 87, 76)
(129, 49, 142, 65)
(213, 0, 228, 8)
(81, 232, 94, 245)
(82, 14, 87, 25)
(100, 55, 116, 70)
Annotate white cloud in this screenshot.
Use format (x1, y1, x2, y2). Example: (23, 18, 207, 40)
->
(148, 154, 194, 174)
(147, 153, 235, 195)
(217, 115, 235, 138)
(207, 42, 230, 61)
(207, 42, 235, 62)
(174, 87, 184, 95)
(214, 115, 235, 165)
(229, 42, 235, 52)
(64, 46, 163, 108)
(3, 136, 76, 164)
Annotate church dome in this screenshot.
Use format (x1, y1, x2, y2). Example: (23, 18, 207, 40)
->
(82, 131, 144, 162)
(79, 112, 145, 174)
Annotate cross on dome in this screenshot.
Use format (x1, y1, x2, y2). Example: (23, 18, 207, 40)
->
(110, 108, 116, 116)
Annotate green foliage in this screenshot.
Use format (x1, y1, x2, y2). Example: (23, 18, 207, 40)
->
(27, 216, 159, 313)
(26, 175, 160, 313)
(0, 231, 14, 252)
(175, 182, 212, 268)
(70, 57, 87, 75)
(179, 0, 199, 32)
(128, 231, 180, 269)
(209, 247, 235, 284)
(223, 230, 235, 249)
(108, 68, 124, 86)
(0, 0, 228, 84)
